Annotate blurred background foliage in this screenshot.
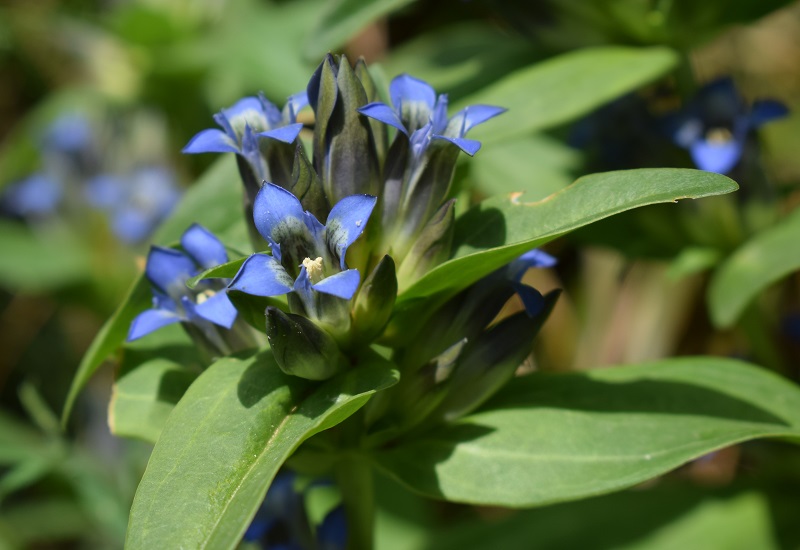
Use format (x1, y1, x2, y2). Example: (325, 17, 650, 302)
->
(1, 0, 800, 548)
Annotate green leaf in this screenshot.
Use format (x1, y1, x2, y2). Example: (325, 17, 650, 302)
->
(61, 274, 151, 425)
(126, 349, 398, 549)
(0, 221, 92, 292)
(461, 46, 679, 144)
(186, 256, 247, 289)
(304, 0, 417, 61)
(62, 155, 246, 425)
(423, 488, 779, 550)
(707, 209, 800, 328)
(398, 169, 737, 306)
(375, 357, 800, 507)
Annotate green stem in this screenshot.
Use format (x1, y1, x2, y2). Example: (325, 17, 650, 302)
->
(334, 453, 374, 550)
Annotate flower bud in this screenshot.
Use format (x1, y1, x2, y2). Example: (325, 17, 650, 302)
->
(266, 306, 346, 380)
(351, 255, 397, 343)
(434, 290, 560, 422)
(396, 199, 455, 289)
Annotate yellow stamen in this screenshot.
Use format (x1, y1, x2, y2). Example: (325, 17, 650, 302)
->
(302, 257, 325, 283)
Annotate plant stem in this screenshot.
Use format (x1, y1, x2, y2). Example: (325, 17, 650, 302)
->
(334, 453, 374, 550)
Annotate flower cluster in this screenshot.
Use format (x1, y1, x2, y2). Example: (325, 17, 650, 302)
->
(124, 54, 559, 549)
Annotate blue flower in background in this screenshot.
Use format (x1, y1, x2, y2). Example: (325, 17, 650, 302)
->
(85, 167, 182, 244)
(669, 78, 788, 174)
(507, 249, 557, 318)
(1, 173, 63, 217)
(229, 183, 376, 304)
(358, 74, 505, 156)
(183, 92, 308, 179)
(128, 224, 237, 341)
(42, 113, 93, 154)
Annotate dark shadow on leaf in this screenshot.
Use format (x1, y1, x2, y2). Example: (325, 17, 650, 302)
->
(453, 205, 506, 251)
(482, 374, 790, 426)
(236, 350, 308, 409)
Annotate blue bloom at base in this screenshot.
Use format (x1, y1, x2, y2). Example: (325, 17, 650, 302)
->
(128, 224, 237, 345)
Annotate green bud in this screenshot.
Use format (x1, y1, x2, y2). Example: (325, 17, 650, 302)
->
(289, 142, 328, 222)
(266, 306, 346, 380)
(352, 255, 397, 343)
(355, 57, 388, 164)
(396, 199, 455, 290)
(434, 290, 560, 422)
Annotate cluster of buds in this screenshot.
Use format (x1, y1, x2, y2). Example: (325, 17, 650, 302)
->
(130, 54, 557, 432)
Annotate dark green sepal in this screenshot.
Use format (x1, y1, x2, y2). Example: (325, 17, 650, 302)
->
(355, 57, 388, 165)
(352, 255, 397, 343)
(396, 199, 455, 290)
(266, 306, 346, 380)
(289, 142, 329, 222)
(434, 289, 560, 422)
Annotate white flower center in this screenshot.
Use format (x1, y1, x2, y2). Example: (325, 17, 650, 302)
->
(705, 127, 733, 144)
(302, 257, 325, 283)
(196, 289, 216, 304)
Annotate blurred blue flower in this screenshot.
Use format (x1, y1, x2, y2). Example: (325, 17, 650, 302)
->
(127, 224, 237, 341)
(42, 113, 93, 154)
(317, 505, 347, 550)
(85, 166, 182, 243)
(358, 74, 505, 157)
(183, 93, 307, 180)
(670, 78, 788, 174)
(1, 173, 63, 217)
(229, 183, 376, 305)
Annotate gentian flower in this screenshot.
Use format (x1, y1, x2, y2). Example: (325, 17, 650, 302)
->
(507, 248, 557, 318)
(85, 167, 182, 244)
(127, 224, 237, 342)
(670, 77, 788, 174)
(358, 74, 506, 157)
(182, 92, 308, 182)
(228, 183, 376, 313)
(1, 173, 63, 217)
(42, 113, 93, 154)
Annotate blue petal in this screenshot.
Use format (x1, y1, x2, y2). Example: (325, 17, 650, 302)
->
(513, 283, 545, 318)
(193, 291, 238, 328)
(672, 118, 703, 148)
(222, 96, 265, 122)
(145, 246, 197, 295)
(257, 123, 304, 144)
(127, 308, 182, 341)
(317, 506, 347, 548)
(508, 249, 557, 281)
(3, 174, 63, 216)
(285, 91, 309, 121)
(112, 208, 155, 244)
(182, 129, 239, 154)
(390, 74, 436, 111)
(253, 183, 319, 257)
(431, 94, 449, 134)
(749, 99, 789, 127)
(457, 104, 507, 134)
(312, 269, 361, 299)
(358, 103, 407, 135)
(293, 265, 314, 305)
(43, 114, 92, 153)
(257, 94, 283, 127)
(181, 223, 228, 270)
(228, 253, 294, 296)
(690, 138, 742, 174)
(325, 194, 377, 269)
(433, 135, 482, 156)
(85, 174, 126, 209)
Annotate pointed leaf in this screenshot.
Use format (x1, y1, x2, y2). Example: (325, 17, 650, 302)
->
(376, 357, 800, 507)
(462, 46, 679, 144)
(708, 209, 800, 328)
(397, 169, 737, 306)
(126, 349, 398, 549)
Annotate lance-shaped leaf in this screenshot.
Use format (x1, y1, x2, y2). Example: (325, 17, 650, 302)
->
(462, 46, 679, 144)
(126, 349, 398, 549)
(396, 169, 737, 308)
(708, 209, 800, 328)
(375, 357, 800, 507)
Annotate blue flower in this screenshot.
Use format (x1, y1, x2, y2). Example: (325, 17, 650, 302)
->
(507, 248, 557, 318)
(42, 113, 93, 154)
(358, 74, 505, 157)
(228, 183, 376, 308)
(1, 173, 63, 217)
(85, 167, 182, 244)
(127, 224, 238, 341)
(183, 93, 308, 180)
(670, 78, 788, 174)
